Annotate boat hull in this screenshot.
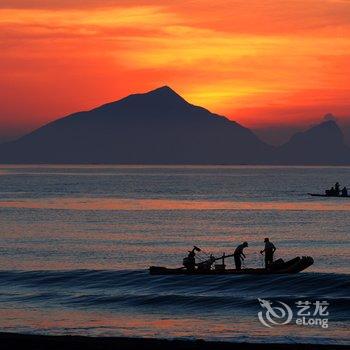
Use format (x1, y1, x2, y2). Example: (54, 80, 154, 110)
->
(149, 256, 314, 275)
(308, 193, 349, 198)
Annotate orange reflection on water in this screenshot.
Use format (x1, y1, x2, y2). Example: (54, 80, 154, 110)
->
(0, 307, 342, 340)
(0, 197, 350, 211)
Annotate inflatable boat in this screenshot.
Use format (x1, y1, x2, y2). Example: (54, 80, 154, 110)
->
(149, 256, 314, 275)
(308, 193, 350, 198)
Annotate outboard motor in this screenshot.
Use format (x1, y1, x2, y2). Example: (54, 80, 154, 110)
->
(183, 246, 201, 271)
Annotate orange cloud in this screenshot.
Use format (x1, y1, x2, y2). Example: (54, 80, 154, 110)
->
(1, 0, 350, 142)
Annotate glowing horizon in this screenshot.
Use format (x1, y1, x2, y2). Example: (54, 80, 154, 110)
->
(1, 0, 350, 143)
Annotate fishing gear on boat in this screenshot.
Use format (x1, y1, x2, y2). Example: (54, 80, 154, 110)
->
(150, 244, 314, 275)
(195, 247, 211, 262)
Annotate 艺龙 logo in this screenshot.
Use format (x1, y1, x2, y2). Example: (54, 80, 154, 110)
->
(257, 299, 330, 328)
(258, 298, 293, 328)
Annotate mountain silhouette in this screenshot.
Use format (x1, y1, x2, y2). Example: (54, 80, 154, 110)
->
(0, 86, 273, 164)
(274, 120, 350, 164)
(1, 87, 349, 164)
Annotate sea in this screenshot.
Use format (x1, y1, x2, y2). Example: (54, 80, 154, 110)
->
(0, 165, 349, 345)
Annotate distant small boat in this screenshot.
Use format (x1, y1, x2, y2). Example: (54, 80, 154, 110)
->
(149, 256, 314, 275)
(308, 193, 350, 198)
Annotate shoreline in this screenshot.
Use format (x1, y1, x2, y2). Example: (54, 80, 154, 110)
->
(0, 333, 348, 350)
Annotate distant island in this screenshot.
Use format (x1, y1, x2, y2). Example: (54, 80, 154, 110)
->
(0, 86, 349, 164)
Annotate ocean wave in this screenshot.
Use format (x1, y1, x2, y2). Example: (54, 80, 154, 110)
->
(0, 270, 348, 313)
(0, 268, 348, 286)
(0, 269, 348, 294)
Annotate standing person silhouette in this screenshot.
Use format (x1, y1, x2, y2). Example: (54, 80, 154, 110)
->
(341, 186, 348, 197)
(233, 241, 248, 270)
(260, 238, 276, 269)
(335, 182, 340, 196)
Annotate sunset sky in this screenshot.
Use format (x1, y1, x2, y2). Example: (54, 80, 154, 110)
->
(1, 0, 350, 144)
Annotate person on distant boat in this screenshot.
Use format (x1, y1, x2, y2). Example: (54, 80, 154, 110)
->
(341, 186, 348, 197)
(260, 238, 276, 268)
(335, 182, 340, 196)
(233, 241, 248, 270)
